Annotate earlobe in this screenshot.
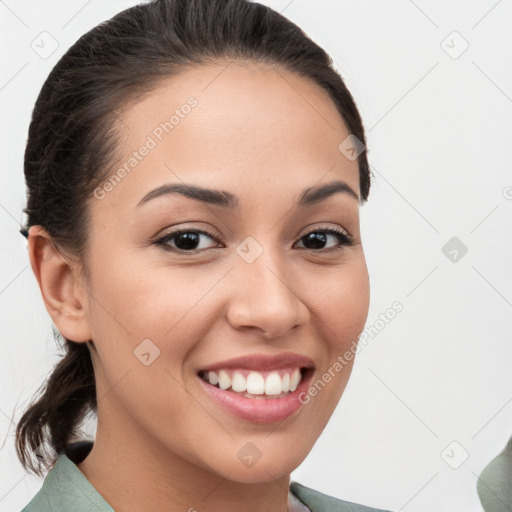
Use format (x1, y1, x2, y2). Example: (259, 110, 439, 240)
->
(27, 225, 92, 343)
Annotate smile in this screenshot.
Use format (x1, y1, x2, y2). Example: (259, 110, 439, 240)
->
(196, 352, 315, 423)
(198, 367, 303, 398)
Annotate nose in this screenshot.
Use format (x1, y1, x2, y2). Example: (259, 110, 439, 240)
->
(226, 246, 310, 339)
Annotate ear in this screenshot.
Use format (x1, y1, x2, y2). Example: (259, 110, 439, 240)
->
(28, 225, 92, 343)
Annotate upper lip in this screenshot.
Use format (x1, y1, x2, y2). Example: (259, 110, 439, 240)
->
(199, 352, 315, 372)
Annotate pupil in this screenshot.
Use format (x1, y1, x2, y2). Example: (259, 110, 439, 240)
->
(305, 232, 326, 249)
(176, 232, 199, 250)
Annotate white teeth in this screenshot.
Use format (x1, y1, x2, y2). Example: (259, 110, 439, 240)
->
(246, 371, 265, 394)
(218, 370, 231, 390)
(282, 373, 290, 393)
(231, 371, 246, 392)
(265, 371, 283, 395)
(289, 368, 301, 392)
(204, 368, 303, 396)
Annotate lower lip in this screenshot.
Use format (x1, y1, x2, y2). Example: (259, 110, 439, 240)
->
(197, 370, 313, 423)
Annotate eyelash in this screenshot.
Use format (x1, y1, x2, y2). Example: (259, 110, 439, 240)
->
(152, 225, 355, 254)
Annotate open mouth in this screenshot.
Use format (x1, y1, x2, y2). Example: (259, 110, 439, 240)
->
(197, 367, 312, 399)
(195, 352, 315, 422)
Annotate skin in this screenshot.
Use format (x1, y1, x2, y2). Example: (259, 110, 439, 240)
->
(28, 61, 370, 512)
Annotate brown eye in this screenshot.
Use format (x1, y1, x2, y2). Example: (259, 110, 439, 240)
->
(153, 226, 354, 254)
(295, 228, 353, 252)
(154, 229, 221, 253)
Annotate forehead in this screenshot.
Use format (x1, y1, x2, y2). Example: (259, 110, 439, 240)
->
(97, 61, 360, 210)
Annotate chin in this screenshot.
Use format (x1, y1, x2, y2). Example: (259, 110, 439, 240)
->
(207, 443, 310, 484)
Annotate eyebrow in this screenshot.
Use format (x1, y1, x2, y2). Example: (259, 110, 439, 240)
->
(136, 179, 359, 209)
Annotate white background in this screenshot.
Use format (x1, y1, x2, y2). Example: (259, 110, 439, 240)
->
(1, 1, 511, 511)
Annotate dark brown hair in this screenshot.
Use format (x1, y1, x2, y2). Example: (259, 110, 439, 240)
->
(15, 0, 373, 475)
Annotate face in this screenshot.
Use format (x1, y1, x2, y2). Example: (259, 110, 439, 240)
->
(79, 61, 370, 482)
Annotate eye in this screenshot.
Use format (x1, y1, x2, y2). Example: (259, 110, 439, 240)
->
(294, 226, 354, 252)
(152, 225, 355, 254)
(153, 228, 221, 253)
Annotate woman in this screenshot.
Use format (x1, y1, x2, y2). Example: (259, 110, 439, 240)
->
(16, 0, 390, 510)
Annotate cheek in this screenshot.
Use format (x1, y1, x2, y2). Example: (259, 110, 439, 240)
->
(83, 252, 210, 431)
(309, 257, 370, 349)
(300, 257, 369, 411)
(84, 248, 232, 387)
(87, 247, 210, 335)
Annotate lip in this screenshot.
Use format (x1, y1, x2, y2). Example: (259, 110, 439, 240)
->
(198, 352, 315, 372)
(197, 368, 314, 424)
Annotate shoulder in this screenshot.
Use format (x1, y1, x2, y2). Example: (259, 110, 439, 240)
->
(290, 481, 395, 512)
(20, 441, 113, 512)
(477, 436, 512, 511)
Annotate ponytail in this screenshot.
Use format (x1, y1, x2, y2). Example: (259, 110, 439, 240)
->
(15, 337, 96, 475)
